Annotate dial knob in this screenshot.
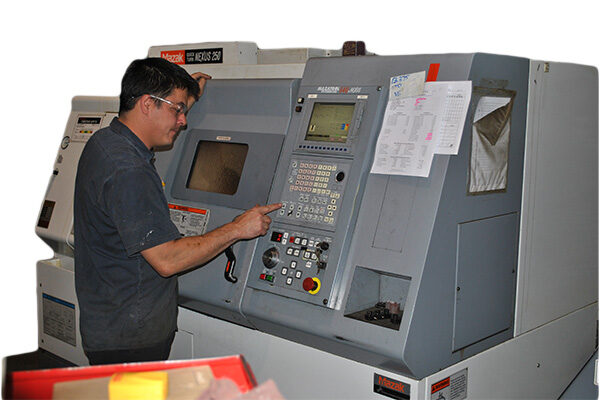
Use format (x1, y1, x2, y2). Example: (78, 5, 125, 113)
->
(317, 241, 329, 251)
(262, 247, 280, 269)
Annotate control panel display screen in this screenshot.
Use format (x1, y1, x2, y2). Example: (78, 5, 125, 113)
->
(304, 103, 355, 143)
(186, 141, 248, 195)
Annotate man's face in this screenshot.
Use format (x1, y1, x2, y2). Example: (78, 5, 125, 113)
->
(148, 88, 195, 148)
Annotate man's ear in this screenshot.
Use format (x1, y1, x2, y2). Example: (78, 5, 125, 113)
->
(187, 96, 196, 111)
(138, 94, 154, 116)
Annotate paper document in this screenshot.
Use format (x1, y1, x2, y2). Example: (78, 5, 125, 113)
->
(473, 96, 511, 122)
(390, 71, 426, 98)
(435, 81, 472, 154)
(469, 96, 513, 193)
(371, 80, 472, 177)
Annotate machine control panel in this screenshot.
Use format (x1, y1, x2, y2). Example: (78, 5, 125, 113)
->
(258, 225, 332, 295)
(246, 86, 382, 308)
(277, 157, 351, 230)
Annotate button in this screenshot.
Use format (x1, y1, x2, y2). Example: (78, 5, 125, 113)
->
(301, 238, 308, 246)
(306, 261, 312, 268)
(295, 271, 302, 279)
(281, 267, 288, 275)
(260, 274, 266, 280)
(293, 249, 300, 257)
(303, 278, 317, 292)
(286, 277, 293, 285)
(286, 248, 294, 255)
(290, 261, 297, 269)
(266, 275, 274, 283)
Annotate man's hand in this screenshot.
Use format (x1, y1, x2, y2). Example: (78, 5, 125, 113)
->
(232, 203, 282, 240)
(142, 202, 281, 277)
(191, 72, 212, 97)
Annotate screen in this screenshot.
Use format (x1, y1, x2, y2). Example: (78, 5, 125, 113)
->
(186, 141, 248, 195)
(304, 103, 355, 143)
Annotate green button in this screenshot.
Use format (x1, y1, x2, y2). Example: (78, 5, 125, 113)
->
(266, 275, 274, 282)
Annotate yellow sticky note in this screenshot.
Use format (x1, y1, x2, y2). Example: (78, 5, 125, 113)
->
(109, 371, 168, 400)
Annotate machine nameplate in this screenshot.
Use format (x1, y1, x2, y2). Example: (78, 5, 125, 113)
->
(160, 48, 223, 65)
(374, 373, 410, 399)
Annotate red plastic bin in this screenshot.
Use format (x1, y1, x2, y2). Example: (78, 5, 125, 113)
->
(6, 355, 256, 399)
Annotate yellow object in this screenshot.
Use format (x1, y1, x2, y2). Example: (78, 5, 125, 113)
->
(108, 371, 168, 400)
(309, 277, 321, 294)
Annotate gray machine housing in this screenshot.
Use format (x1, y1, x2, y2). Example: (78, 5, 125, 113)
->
(157, 53, 534, 378)
(157, 79, 300, 326)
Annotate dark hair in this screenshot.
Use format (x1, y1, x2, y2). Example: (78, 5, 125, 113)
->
(119, 57, 200, 114)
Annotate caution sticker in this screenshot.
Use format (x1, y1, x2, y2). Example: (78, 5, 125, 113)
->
(168, 203, 210, 237)
(430, 368, 468, 400)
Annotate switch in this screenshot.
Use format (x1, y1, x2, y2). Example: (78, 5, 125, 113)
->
(317, 242, 329, 251)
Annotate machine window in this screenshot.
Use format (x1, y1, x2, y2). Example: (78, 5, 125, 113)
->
(304, 103, 355, 143)
(186, 141, 248, 195)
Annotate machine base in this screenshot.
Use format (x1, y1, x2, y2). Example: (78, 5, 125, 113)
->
(171, 304, 597, 399)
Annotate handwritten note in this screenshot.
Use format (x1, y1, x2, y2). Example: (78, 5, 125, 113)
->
(390, 71, 426, 98)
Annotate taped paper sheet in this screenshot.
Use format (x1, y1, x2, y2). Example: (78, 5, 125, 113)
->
(371, 80, 471, 177)
(469, 96, 513, 193)
(390, 71, 426, 99)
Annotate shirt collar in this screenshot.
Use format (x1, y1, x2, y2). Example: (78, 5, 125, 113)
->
(110, 117, 155, 163)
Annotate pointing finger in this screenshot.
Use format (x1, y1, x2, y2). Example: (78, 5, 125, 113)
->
(258, 203, 282, 214)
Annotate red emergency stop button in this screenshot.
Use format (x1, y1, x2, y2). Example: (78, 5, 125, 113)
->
(302, 277, 321, 294)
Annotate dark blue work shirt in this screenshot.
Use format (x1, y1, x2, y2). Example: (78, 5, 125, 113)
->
(74, 118, 181, 352)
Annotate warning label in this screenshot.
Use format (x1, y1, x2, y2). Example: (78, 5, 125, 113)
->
(169, 204, 210, 237)
(430, 369, 468, 400)
(42, 293, 76, 346)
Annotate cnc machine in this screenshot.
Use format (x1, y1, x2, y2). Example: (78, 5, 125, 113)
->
(35, 42, 598, 399)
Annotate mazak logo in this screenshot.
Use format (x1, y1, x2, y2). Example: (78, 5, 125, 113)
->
(374, 373, 410, 399)
(160, 50, 185, 65)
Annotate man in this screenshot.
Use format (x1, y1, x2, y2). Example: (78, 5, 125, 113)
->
(74, 57, 280, 365)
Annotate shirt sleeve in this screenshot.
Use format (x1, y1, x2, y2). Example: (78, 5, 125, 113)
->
(102, 165, 181, 256)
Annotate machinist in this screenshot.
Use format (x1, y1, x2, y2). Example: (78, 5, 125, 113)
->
(74, 57, 281, 365)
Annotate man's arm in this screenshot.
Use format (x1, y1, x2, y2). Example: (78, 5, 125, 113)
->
(141, 203, 281, 277)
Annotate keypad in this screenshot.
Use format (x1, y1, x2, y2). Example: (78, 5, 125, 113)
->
(260, 228, 332, 291)
(279, 158, 348, 227)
